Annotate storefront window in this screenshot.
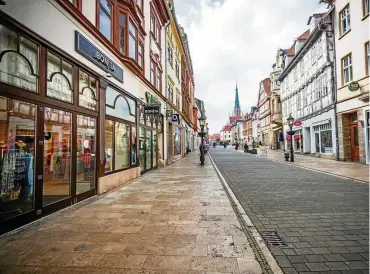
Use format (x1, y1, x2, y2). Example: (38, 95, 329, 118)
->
(114, 122, 130, 170)
(43, 107, 71, 206)
(320, 130, 332, 154)
(47, 51, 73, 103)
(174, 127, 181, 155)
(131, 127, 137, 166)
(0, 96, 36, 221)
(152, 130, 157, 168)
(104, 120, 113, 173)
(146, 130, 152, 169)
(0, 24, 38, 92)
(76, 115, 96, 194)
(314, 123, 333, 154)
(79, 70, 98, 111)
(106, 86, 136, 122)
(139, 127, 146, 171)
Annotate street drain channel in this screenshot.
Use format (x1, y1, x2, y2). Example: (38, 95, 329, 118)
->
(261, 231, 287, 246)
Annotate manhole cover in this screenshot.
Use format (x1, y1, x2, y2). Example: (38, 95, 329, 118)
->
(261, 231, 286, 246)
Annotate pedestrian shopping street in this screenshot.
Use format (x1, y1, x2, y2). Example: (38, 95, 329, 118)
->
(210, 148, 369, 274)
(0, 152, 262, 274)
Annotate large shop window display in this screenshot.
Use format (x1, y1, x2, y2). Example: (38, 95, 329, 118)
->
(104, 86, 137, 172)
(138, 110, 162, 172)
(0, 97, 36, 221)
(174, 126, 181, 156)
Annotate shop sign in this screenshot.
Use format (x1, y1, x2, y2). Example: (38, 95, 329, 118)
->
(171, 114, 180, 123)
(166, 109, 173, 117)
(75, 31, 124, 83)
(145, 91, 161, 106)
(348, 81, 360, 92)
(144, 106, 160, 115)
(293, 120, 302, 126)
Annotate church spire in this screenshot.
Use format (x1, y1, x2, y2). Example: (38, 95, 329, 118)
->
(234, 79, 241, 116)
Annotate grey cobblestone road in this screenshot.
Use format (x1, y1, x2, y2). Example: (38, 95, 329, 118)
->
(210, 148, 369, 274)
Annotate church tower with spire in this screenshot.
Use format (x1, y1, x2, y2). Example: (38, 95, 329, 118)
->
(233, 80, 241, 116)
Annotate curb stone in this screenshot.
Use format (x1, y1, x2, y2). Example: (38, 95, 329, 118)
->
(208, 153, 283, 274)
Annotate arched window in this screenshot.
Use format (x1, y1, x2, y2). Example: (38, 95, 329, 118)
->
(0, 24, 38, 92)
(105, 86, 135, 122)
(47, 51, 73, 103)
(79, 70, 98, 110)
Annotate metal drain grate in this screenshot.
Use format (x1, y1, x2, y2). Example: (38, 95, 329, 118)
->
(261, 231, 287, 246)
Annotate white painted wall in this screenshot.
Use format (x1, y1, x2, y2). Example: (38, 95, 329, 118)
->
(81, 0, 95, 25)
(334, 0, 370, 110)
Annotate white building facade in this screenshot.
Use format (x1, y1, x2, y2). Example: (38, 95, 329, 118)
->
(330, 0, 369, 164)
(280, 13, 337, 158)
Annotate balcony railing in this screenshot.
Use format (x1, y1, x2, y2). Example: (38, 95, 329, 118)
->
(271, 112, 283, 125)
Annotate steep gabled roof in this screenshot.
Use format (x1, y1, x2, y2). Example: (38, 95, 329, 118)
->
(287, 45, 295, 56)
(262, 78, 271, 96)
(229, 116, 242, 125)
(297, 29, 310, 41)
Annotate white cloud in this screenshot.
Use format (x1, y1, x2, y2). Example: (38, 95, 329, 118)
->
(175, 0, 327, 133)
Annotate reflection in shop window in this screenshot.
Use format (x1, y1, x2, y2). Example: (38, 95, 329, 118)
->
(79, 70, 98, 110)
(43, 107, 71, 206)
(47, 51, 73, 103)
(174, 127, 181, 155)
(0, 96, 36, 221)
(105, 86, 136, 122)
(104, 120, 113, 173)
(76, 115, 96, 194)
(115, 123, 130, 170)
(131, 127, 137, 166)
(0, 24, 38, 92)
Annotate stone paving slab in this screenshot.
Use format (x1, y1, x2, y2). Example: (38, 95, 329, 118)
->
(210, 148, 369, 274)
(0, 153, 262, 274)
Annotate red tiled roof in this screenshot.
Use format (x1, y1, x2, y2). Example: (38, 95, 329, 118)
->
(229, 116, 242, 124)
(262, 78, 271, 96)
(297, 29, 310, 41)
(221, 124, 232, 131)
(287, 46, 295, 56)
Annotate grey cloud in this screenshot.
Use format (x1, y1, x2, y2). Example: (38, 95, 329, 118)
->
(175, 0, 326, 133)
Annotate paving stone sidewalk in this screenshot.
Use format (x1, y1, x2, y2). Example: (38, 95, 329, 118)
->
(261, 149, 369, 183)
(0, 152, 262, 274)
(210, 148, 369, 274)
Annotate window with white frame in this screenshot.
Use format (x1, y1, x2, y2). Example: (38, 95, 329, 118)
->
(340, 5, 351, 35)
(364, 0, 370, 16)
(303, 88, 307, 107)
(311, 44, 317, 65)
(316, 77, 322, 100)
(300, 61, 304, 76)
(317, 38, 322, 58)
(297, 93, 301, 110)
(342, 54, 353, 84)
(294, 68, 298, 81)
(322, 73, 328, 96)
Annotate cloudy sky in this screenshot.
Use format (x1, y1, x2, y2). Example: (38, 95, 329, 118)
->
(174, 0, 327, 134)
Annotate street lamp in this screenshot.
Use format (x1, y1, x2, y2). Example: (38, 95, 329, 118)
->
(286, 113, 294, 162)
(199, 116, 206, 166)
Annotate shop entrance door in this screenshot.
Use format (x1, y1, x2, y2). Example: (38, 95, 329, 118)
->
(350, 124, 360, 161)
(139, 127, 146, 172)
(41, 106, 97, 214)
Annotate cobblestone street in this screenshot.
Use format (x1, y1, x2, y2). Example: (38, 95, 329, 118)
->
(0, 152, 262, 274)
(210, 148, 369, 274)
